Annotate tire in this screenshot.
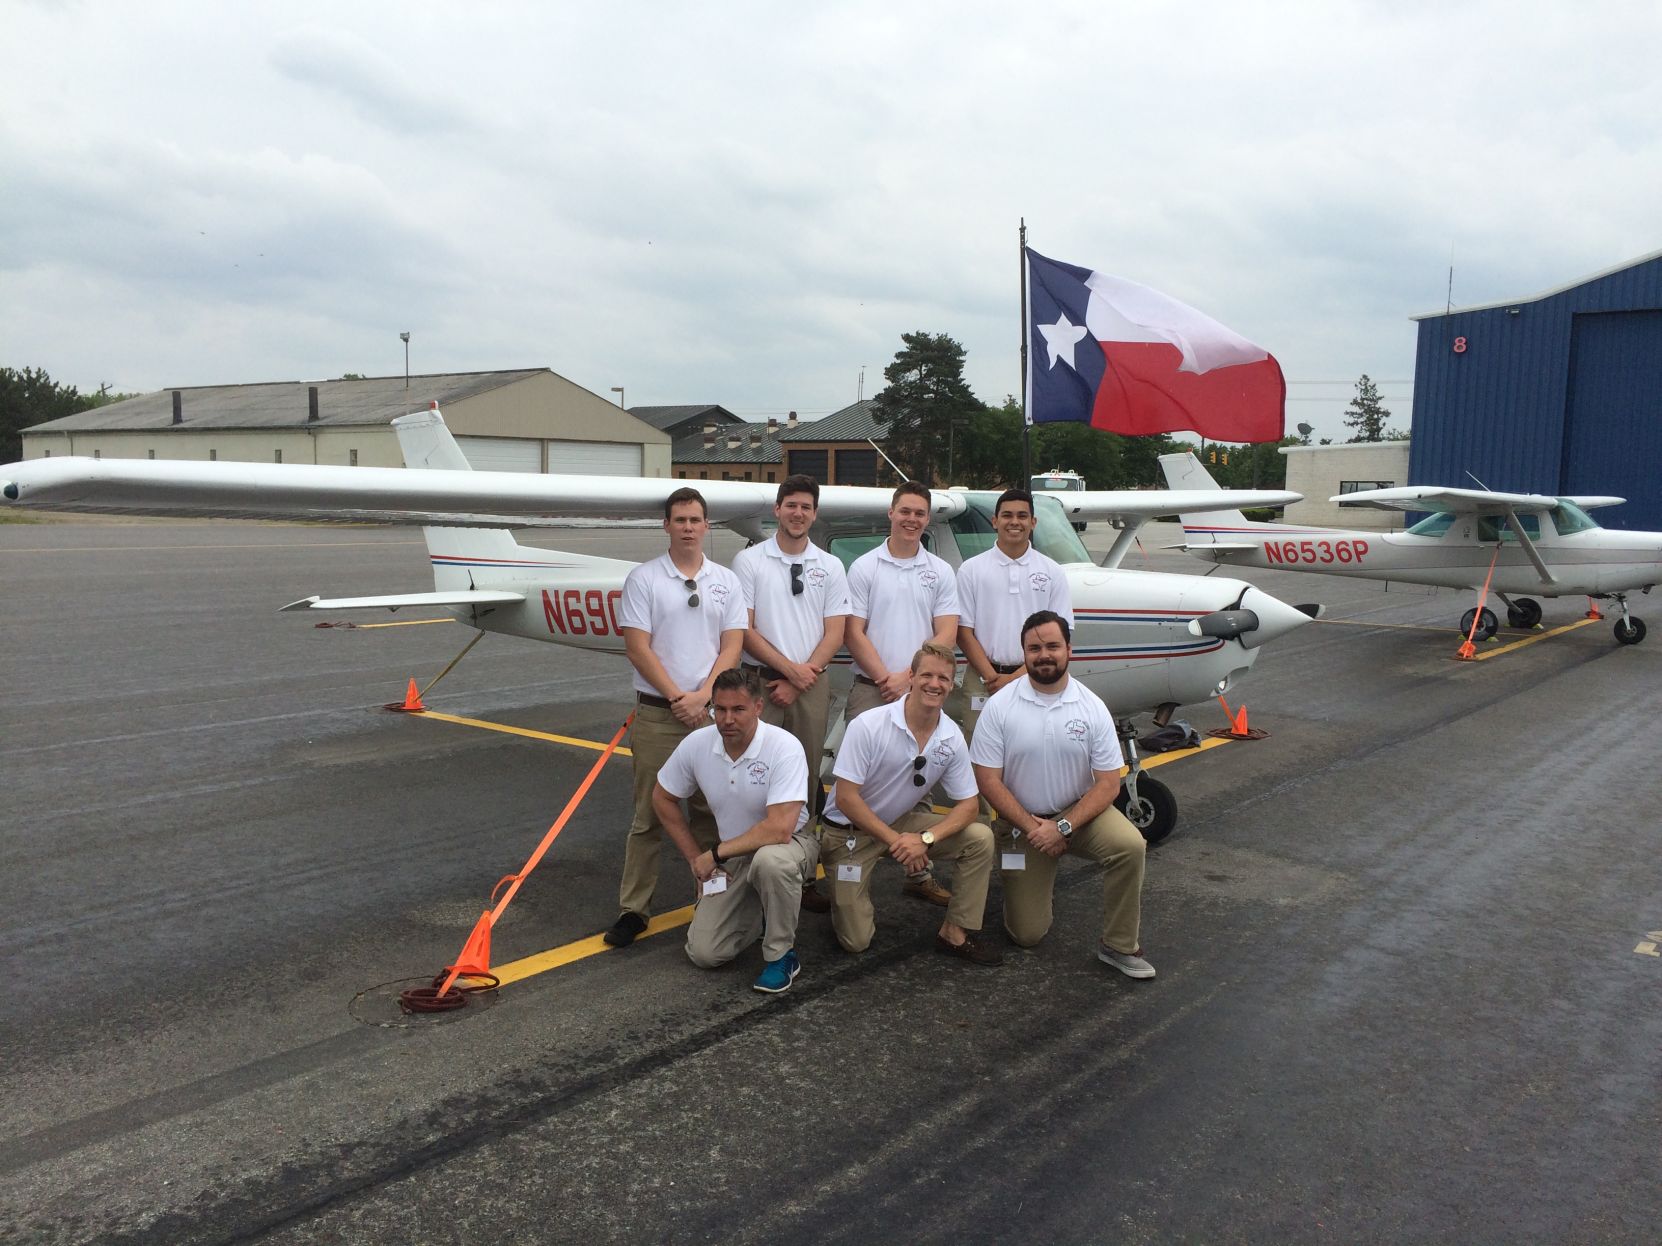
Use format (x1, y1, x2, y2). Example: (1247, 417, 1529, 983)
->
(1459, 606, 1498, 642)
(1615, 617, 1646, 645)
(1115, 775, 1178, 846)
(1507, 598, 1542, 629)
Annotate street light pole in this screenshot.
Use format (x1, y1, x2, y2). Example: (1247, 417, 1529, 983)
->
(610, 386, 625, 409)
(400, 331, 411, 390)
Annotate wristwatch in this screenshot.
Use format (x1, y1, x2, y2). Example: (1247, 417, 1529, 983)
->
(920, 830, 936, 846)
(1055, 818, 1073, 839)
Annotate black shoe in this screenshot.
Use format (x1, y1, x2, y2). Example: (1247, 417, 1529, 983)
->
(800, 883, 831, 914)
(935, 931, 1003, 966)
(603, 911, 648, 947)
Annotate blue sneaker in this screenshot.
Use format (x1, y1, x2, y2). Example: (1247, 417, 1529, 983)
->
(752, 949, 800, 994)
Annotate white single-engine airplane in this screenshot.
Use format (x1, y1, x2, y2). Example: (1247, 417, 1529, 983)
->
(2, 409, 1319, 841)
(1161, 451, 1661, 646)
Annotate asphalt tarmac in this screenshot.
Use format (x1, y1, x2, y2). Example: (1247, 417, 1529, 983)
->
(2, 520, 1659, 1244)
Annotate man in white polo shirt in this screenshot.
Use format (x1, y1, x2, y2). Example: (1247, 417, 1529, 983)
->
(819, 643, 1000, 964)
(734, 474, 851, 913)
(953, 488, 1074, 740)
(845, 479, 960, 906)
(605, 486, 747, 949)
(654, 667, 817, 993)
(970, 609, 1154, 979)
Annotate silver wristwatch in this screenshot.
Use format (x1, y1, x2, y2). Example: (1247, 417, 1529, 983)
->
(1055, 817, 1073, 839)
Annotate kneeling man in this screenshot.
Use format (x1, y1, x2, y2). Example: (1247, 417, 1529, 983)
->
(819, 643, 1000, 964)
(970, 610, 1153, 979)
(653, 668, 819, 994)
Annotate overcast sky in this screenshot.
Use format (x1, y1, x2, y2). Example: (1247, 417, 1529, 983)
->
(3, 1, 1658, 442)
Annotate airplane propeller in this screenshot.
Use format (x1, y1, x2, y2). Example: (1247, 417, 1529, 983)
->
(1187, 589, 1324, 650)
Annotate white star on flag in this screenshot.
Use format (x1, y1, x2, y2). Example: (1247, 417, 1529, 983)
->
(1037, 313, 1089, 370)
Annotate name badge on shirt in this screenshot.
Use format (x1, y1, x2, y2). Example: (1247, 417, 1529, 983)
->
(970, 695, 987, 712)
(702, 872, 728, 896)
(836, 862, 862, 883)
(1001, 852, 1026, 871)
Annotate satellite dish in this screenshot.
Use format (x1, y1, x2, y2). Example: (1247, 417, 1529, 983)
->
(1296, 422, 1313, 436)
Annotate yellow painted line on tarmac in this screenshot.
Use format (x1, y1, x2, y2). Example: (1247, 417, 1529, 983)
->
(1315, 618, 1458, 634)
(1465, 616, 1599, 660)
(415, 710, 635, 757)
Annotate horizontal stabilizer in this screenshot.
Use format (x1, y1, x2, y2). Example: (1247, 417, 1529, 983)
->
(279, 590, 525, 613)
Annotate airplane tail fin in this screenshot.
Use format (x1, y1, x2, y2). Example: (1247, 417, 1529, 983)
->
(392, 407, 529, 590)
(1158, 451, 1256, 545)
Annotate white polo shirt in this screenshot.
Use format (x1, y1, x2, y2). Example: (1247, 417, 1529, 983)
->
(847, 541, 960, 675)
(969, 675, 1122, 816)
(956, 544, 1075, 667)
(732, 535, 852, 665)
(824, 696, 978, 829)
(618, 553, 747, 697)
(656, 721, 811, 841)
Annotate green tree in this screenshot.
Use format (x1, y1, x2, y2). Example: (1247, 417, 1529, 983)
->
(0, 366, 99, 462)
(870, 332, 982, 485)
(1343, 373, 1393, 442)
(955, 397, 1026, 488)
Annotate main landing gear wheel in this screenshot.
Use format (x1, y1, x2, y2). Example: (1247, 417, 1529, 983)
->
(1506, 598, 1542, 629)
(1116, 775, 1177, 846)
(1460, 606, 1498, 642)
(1614, 617, 1646, 645)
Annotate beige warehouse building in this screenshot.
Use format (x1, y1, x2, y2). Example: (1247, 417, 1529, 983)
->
(19, 369, 671, 477)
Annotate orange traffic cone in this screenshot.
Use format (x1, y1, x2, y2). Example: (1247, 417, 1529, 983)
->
(1585, 597, 1604, 620)
(1209, 696, 1266, 740)
(446, 910, 494, 978)
(385, 677, 426, 712)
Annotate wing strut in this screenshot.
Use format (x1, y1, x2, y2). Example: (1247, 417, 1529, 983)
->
(1100, 517, 1148, 569)
(1502, 506, 1557, 586)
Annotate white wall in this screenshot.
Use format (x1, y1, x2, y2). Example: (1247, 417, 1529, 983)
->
(1282, 442, 1412, 530)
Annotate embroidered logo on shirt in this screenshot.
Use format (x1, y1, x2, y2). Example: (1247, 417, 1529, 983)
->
(1065, 718, 1089, 743)
(747, 760, 771, 784)
(1029, 571, 1052, 592)
(918, 568, 940, 588)
(930, 740, 955, 767)
(805, 566, 828, 589)
(707, 582, 732, 607)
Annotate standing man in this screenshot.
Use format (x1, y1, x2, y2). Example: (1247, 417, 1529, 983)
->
(654, 668, 817, 993)
(820, 643, 1000, 964)
(605, 486, 747, 948)
(733, 475, 851, 803)
(845, 479, 960, 906)
(970, 610, 1154, 980)
(953, 488, 1074, 739)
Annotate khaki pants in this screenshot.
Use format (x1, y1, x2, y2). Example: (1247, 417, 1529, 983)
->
(618, 701, 718, 917)
(820, 810, 995, 953)
(945, 668, 988, 744)
(759, 673, 831, 803)
(844, 677, 887, 722)
(685, 830, 821, 966)
(996, 807, 1145, 954)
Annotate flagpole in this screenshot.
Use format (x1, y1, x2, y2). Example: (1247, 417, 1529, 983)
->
(1019, 218, 1031, 486)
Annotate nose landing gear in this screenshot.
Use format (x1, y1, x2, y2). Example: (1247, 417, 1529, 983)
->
(1115, 719, 1178, 845)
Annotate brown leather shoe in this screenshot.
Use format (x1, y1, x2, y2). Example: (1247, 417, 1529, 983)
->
(935, 932, 1003, 966)
(800, 883, 830, 914)
(902, 875, 953, 907)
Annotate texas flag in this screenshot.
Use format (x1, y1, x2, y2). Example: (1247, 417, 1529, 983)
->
(1025, 248, 1285, 442)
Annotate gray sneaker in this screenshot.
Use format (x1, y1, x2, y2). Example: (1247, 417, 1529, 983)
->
(1097, 945, 1156, 979)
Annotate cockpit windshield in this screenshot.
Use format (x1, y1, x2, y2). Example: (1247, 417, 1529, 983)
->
(950, 493, 1092, 564)
(1551, 499, 1600, 535)
(1406, 512, 1455, 537)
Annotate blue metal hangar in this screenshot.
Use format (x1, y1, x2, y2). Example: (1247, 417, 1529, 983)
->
(1408, 249, 1662, 530)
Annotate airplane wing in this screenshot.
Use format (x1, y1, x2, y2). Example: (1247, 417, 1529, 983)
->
(1564, 495, 1626, 510)
(0, 455, 958, 529)
(1329, 485, 1564, 513)
(1058, 488, 1302, 524)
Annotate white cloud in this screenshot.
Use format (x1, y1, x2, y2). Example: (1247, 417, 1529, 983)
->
(1, 0, 1657, 439)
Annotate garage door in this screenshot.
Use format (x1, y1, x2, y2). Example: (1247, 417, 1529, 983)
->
(456, 437, 542, 473)
(550, 440, 643, 477)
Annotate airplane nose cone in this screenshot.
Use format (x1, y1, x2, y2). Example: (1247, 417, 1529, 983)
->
(1235, 586, 1322, 650)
